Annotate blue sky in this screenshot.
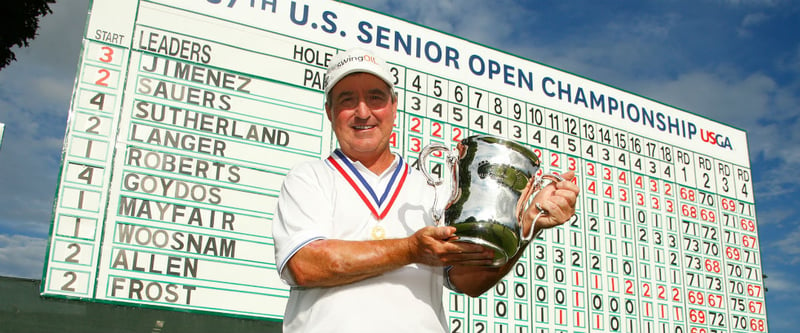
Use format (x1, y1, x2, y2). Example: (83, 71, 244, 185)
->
(0, 0, 798, 331)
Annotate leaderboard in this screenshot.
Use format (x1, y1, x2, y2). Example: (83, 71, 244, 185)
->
(42, 0, 767, 332)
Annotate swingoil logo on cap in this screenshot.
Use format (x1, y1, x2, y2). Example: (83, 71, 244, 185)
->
(324, 53, 381, 92)
(323, 49, 394, 96)
(331, 54, 379, 71)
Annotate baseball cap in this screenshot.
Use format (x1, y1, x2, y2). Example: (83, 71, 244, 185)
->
(324, 48, 395, 96)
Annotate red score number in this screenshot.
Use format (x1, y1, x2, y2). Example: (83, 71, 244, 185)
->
(704, 259, 721, 273)
(749, 300, 764, 314)
(688, 309, 706, 324)
(741, 218, 756, 232)
(742, 235, 758, 248)
(567, 156, 577, 172)
(431, 121, 443, 138)
(687, 290, 704, 306)
(681, 204, 716, 222)
(665, 199, 675, 213)
(721, 197, 737, 212)
(680, 187, 696, 201)
(725, 247, 741, 261)
(585, 162, 595, 177)
(747, 284, 763, 297)
(451, 127, 463, 142)
(750, 318, 766, 331)
(707, 293, 723, 308)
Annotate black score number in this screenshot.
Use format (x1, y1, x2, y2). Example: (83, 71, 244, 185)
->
(60, 271, 79, 292)
(89, 92, 107, 111)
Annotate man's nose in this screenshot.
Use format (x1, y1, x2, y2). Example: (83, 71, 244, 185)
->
(354, 100, 371, 118)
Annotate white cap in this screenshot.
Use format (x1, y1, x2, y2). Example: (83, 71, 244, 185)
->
(324, 48, 394, 96)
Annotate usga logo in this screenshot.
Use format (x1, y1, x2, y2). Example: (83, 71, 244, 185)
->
(700, 129, 733, 150)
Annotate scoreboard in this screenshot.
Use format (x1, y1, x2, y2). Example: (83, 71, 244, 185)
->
(42, 0, 768, 332)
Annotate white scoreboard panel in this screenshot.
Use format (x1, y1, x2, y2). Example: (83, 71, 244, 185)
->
(42, 0, 768, 331)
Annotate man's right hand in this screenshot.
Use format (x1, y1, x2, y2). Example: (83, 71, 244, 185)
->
(406, 226, 496, 267)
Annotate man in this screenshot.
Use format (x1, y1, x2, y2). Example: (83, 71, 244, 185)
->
(272, 48, 579, 332)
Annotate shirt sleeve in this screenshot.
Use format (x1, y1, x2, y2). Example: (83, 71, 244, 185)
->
(272, 161, 333, 285)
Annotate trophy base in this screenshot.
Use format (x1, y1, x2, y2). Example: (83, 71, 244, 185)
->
(452, 221, 520, 267)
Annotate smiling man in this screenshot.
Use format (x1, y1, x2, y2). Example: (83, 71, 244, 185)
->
(272, 48, 579, 332)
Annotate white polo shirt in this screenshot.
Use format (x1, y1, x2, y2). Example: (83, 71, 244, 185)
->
(273, 150, 448, 333)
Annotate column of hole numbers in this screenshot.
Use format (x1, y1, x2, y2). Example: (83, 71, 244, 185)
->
(638, 139, 689, 333)
(402, 69, 428, 166)
(463, 90, 517, 333)
(581, 120, 639, 332)
(399, 69, 435, 171)
(46, 41, 127, 297)
(550, 110, 592, 332)
(633, 137, 684, 332)
(523, 106, 553, 332)
(484, 86, 529, 333)
(529, 109, 579, 331)
(386, 64, 406, 156)
(641, 137, 685, 333)
(630, 135, 683, 333)
(528, 107, 577, 332)
(472, 89, 516, 333)
(629, 137, 657, 333)
(595, 124, 643, 333)
(624, 138, 660, 333)
(578, 119, 614, 332)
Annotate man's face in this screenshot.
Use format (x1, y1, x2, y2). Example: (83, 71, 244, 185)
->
(326, 73, 397, 161)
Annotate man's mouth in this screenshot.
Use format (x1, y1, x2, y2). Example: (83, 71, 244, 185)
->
(352, 125, 375, 130)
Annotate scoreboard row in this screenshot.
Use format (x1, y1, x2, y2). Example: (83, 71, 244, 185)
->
(42, 0, 767, 332)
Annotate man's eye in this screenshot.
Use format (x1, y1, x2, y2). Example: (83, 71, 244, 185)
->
(368, 95, 388, 105)
(338, 97, 356, 107)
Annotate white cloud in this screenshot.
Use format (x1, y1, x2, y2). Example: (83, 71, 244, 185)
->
(763, 271, 800, 330)
(0, 1, 89, 237)
(769, 223, 800, 262)
(719, 0, 783, 6)
(738, 12, 769, 37)
(742, 12, 769, 27)
(0, 234, 46, 278)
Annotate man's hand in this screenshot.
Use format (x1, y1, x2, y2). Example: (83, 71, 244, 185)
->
(519, 171, 580, 235)
(406, 226, 495, 267)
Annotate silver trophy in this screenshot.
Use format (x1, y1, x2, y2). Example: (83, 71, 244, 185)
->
(419, 135, 563, 266)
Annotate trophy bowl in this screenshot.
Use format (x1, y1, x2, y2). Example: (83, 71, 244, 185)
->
(420, 135, 546, 266)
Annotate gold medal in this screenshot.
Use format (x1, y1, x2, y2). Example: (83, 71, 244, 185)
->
(371, 225, 386, 240)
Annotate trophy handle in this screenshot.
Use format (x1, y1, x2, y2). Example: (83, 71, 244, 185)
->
(517, 172, 565, 242)
(419, 142, 459, 226)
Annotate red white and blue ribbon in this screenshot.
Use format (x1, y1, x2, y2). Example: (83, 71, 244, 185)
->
(326, 149, 410, 220)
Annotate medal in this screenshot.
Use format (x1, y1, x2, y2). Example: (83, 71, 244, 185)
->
(371, 225, 386, 240)
(328, 150, 410, 240)
(327, 150, 409, 220)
